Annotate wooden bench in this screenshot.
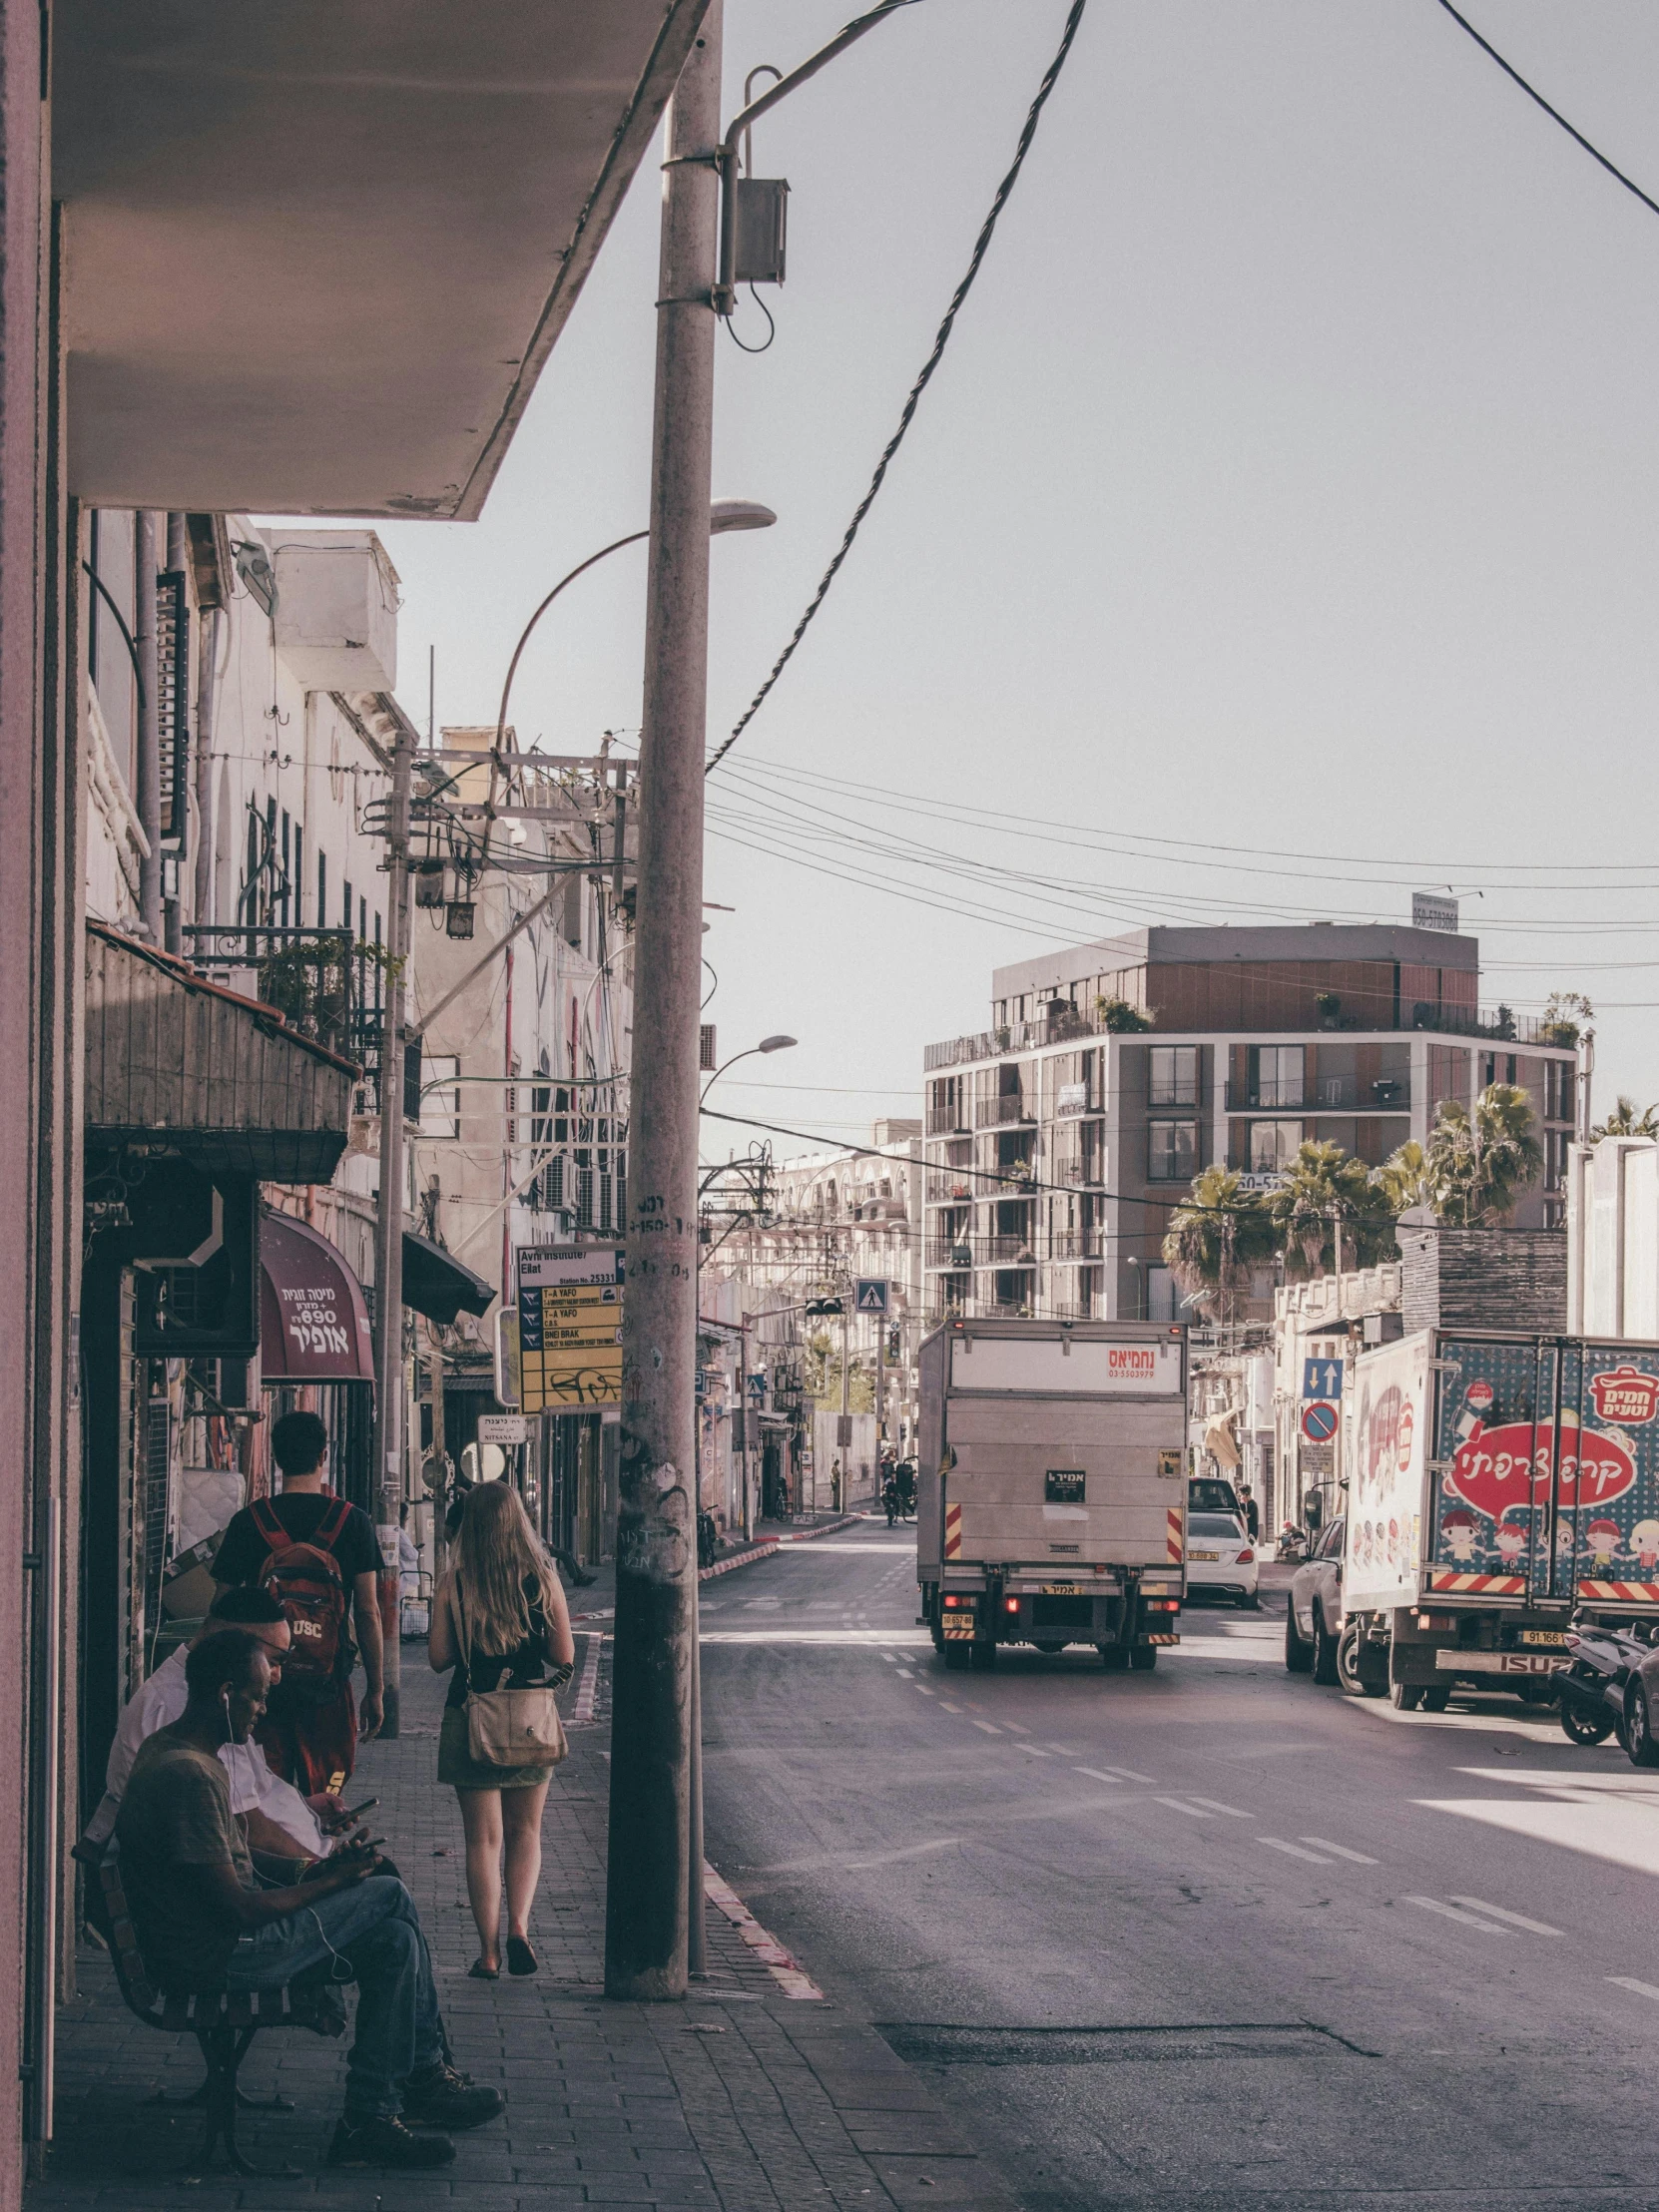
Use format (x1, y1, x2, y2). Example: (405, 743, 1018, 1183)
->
(80, 1839, 347, 2176)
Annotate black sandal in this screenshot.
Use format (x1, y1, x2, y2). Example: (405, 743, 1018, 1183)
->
(505, 1936, 538, 1977)
(467, 1958, 500, 1979)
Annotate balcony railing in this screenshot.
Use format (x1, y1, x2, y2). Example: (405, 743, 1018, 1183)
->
(925, 1238, 978, 1269)
(1048, 1228, 1102, 1261)
(978, 1238, 1037, 1267)
(1223, 1078, 1410, 1112)
(1055, 1156, 1103, 1187)
(926, 1175, 976, 1203)
(181, 924, 371, 1069)
(975, 1093, 1032, 1129)
(925, 1105, 969, 1137)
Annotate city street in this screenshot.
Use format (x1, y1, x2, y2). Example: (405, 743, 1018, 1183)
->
(701, 1524, 1659, 2212)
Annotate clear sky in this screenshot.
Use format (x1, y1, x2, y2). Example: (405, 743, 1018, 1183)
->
(279, 0, 1659, 1154)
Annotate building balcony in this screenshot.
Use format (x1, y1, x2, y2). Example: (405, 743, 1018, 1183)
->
(974, 1093, 1033, 1129)
(1047, 1229, 1102, 1261)
(1223, 1078, 1410, 1113)
(925, 1238, 978, 1269)
(1054, 1156, 1103, 1187)
(926, 1175, 976, 1203)
(977, 1239, 1037, 1267)
(925, 1106, 969, 1137)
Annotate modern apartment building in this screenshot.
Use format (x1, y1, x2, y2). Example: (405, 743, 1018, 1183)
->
(922, 923, 1577, 1324)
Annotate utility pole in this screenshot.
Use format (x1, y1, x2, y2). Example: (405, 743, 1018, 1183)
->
(605, 0, 722, 2004)
(371, 710, 414, 1739)
(134, 511, 162, 942)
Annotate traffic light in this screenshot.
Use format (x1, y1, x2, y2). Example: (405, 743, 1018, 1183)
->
(886, 1326, 901, 1362)
(806, 1297, 842, 1317)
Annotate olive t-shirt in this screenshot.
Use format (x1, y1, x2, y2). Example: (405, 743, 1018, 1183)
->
(212, 1491, 380, 1589)
(115, 1724, 255, 1988)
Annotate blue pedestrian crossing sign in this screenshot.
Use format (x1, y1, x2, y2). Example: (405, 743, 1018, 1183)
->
(1303, 1356, 1345, 1400)
(854, 1278, 890, 1315)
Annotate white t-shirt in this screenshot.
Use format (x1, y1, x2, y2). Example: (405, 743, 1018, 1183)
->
(83, 1645, 326, 1856)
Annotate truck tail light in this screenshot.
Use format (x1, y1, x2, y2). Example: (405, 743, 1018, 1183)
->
(1005, 1598, 1019, 1614)
(1146, 1598, 1180, 1612)
(942, 1594, 964, 1609)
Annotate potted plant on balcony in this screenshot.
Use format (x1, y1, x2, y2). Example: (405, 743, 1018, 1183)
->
(1538, 989, 1593, 1049)
(1094, 994, 1152, 1033)
(1315, 990, 1341, 1029)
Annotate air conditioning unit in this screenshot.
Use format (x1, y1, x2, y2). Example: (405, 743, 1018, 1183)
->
(273, 530, 399, 692)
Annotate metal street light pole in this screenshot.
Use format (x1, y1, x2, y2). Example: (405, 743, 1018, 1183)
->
(372, 708, 415, 1738)
(606, 0, 724, 2004)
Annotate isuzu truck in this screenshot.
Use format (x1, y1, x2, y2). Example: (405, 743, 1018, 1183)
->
(1336, 1330, 1659, 1704)
(915, 1318, 1188, 1671)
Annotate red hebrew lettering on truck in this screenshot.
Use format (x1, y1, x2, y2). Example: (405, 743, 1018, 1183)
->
(1107, 1347, 1156, 1380)
(1589, 1366, 1659, 1426)
(1445, 1411, 1636, 1523)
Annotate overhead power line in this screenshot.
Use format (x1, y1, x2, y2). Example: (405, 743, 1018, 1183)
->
(1432, 0, 1659, 224)
(706, 0, 1089, 777)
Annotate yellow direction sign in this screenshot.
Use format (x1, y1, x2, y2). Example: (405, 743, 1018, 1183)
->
(516, 1244, 624, 1409)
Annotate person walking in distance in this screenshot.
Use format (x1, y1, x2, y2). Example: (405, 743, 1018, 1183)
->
(213, 1409, 385, 1794)
(428, 1482, 575, 1978)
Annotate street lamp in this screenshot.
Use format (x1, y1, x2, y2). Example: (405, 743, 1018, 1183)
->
(700, 1033, 797, 1106)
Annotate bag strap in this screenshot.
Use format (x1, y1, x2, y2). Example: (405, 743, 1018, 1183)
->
(250, 1497, 284, 1550)
(310, 1497, 353, 1557)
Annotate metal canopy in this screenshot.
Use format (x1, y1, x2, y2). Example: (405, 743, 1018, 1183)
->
(54, 0, 709, 517)
(403, 1229, 496, 1327)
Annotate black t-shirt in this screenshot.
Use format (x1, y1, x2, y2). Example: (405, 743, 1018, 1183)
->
(213, 1490, 380, 1590)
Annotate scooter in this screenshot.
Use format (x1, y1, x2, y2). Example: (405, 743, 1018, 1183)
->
(1555, 1619, 1655, 1748)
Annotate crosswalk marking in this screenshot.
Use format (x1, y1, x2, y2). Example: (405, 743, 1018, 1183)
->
(1608, 1976, 1659, 2002)
(1404, 1896, 1512, 1934)
(1156, 1797, 1215, 1819)
(1448, 1897, 1560, 1935)
(1261, 1838, 1332, 1864)
(971, 1720, 1001, 1735)
(1302, 1838, 1378, 1864)
(1185, 1798, 1252, 1819)
(940, 1702, 961, 1713)
(1074, 1764, 1155, 1786)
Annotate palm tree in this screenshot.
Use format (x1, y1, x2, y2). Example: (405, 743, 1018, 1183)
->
(1264, 1140, 1400, 1279)
(1162, 1166, 1275, 1323)
(1424, 1083, 1542, 1226)
(1376, 1138, 1431, 1214)
(1591, 1096, 1659, 1143)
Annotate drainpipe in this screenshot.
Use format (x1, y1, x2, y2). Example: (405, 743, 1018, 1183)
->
(194, 604, 220, 926)
(135, 511, 162, 940)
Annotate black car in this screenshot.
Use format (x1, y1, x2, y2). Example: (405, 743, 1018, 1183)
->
(1556, 1619, 1659, 1764)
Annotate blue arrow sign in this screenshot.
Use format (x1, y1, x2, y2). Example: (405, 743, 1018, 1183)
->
(1303, 1357, 1345, 1400)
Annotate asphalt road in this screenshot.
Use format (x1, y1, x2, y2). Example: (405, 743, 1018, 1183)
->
(698, 1522, 1659, 2212)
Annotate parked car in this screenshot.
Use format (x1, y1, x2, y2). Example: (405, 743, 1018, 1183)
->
(1556, 1619, 1659, 1762)
(1189, 1476, 1241, 1517)
(1184, 1511, 1259, 1607)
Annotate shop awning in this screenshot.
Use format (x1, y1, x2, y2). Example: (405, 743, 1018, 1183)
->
(85, 922, 355, 1183)
(261, 1213, 374, 1382)
(403, 1231, 495, 1327)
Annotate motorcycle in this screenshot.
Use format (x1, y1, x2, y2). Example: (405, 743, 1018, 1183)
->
(1555, 1619, 1656, 1750)
(696, 1507, 719, 1571)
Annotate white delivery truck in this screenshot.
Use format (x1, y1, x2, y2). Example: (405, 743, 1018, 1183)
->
(1338, 1329, 1659, 1704)
(915, 1317, 1188, 1672)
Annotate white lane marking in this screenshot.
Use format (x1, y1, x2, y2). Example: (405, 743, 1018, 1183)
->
(971, 1721, 1002, 1735)
(1156, 1797, 1215, 1819)
(940, 1702, 962, 1714)
(1001, 1721, 1031, 1735)
(1186, 1798, 1253, 1819)
(1075, 1764, 1155, 1786)
(1045, 1744, 1081, 1756)
(1608, 1976, 1659, 2002)
(914, 1685, 934, 1697)
(880, 1653, 897, 1664)
(1302, 1838, 1378, 1864)
(1448, 1897, 1561, 1935)
(1260, 1838, 1333, 1864)
(1404, 1896, 1513, 1935)
(1018, 1745, 1052, 1757)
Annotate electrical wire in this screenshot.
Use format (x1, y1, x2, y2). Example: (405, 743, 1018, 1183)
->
(707, 0, 1089, 775)
(1432, 0, 1659, 224)
(724, 283, 777, 355)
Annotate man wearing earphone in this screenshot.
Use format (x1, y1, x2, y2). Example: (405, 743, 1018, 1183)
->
(117, 1630, 502, 2171)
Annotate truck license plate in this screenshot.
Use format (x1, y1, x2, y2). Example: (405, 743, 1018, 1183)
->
(1521, 1630, 1567, 1647)
(1042, 1582, 1082, 1595)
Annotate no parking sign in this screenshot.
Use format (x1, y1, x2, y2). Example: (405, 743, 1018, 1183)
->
(1301, 1400, 1339, 1444)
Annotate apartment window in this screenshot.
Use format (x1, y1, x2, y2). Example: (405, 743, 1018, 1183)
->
(1250, 1119, 1302, 1173)
(1250, 1045, 1305, 1107)
(1544, 1059, 1574, 1123)
(1144, 1264, 1180, 1324)
(1149, 1045, 1198, 1107)
(1482, 1051, 1518, 1089)
(1148, 1120, 1197, 1183)
(419, 1053, 461, 1139)
(279, 811, 290, 924)
(342, 878, 353, 933)
(316, 849, 328, 930)
(1545, 1127, 1571, 1193)
(291, 826, 303, 923)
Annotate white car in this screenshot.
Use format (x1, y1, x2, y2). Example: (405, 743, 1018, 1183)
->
(1184, 1511, 1259, 1607)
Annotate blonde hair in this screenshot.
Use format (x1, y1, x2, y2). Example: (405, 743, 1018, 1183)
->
(451, 1481, 561, 1657)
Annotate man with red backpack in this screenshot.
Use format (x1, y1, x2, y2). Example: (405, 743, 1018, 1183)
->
(213, 1409, 385, 1794)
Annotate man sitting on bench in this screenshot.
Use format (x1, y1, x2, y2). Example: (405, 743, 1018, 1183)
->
(116, 1629, 503, 2170)
(86, 1588, 357, 1876)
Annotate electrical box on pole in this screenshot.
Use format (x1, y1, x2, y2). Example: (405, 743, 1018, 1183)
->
(733, 178, 788, 284)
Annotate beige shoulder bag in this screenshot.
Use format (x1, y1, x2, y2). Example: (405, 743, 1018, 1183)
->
(453, 1578, 568, 1768)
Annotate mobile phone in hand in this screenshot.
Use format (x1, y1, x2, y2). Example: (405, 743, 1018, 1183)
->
(340, 1798, 378, 1822)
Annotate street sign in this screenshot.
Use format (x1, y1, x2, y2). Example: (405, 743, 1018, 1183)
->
(1303, 1356, 1345, 1400)
(854, 1278, 890, 1315)
(1302, 1399, 1339, 1443)
(477, 1413, 529, 1446)
(516, 1244, 624, 1409)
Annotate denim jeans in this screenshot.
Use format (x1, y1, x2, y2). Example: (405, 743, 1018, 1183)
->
(224, 1875, 443, 2120)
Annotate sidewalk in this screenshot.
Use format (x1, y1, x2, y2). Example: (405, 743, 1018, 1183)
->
(32, 1556, 1015, 2211)
(568, 1512, 867, 1627)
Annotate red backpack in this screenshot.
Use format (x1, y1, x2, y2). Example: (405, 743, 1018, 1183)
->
(250, 1496, 353, 1703)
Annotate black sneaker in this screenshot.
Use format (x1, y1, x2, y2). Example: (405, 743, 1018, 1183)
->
(402, 2063, 505, 2131)
(327, 2114, 456, 2168)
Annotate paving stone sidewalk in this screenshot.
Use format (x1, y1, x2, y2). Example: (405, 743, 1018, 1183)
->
(30, 1596, 1018, 2212)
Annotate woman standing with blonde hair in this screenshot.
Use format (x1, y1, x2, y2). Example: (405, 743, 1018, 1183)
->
(429, 1482, 576, 1977)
